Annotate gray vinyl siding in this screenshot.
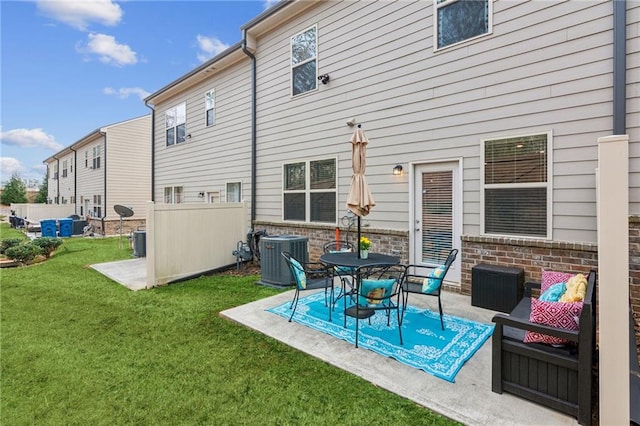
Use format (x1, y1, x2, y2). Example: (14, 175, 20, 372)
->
(152, 57, 252, 211)
(75, 135, 105, 217)
(250, 0, 638, 244)
(105, 115, 152, 221)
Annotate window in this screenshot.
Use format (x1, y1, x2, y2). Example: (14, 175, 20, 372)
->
(482, 132, 551, 238)
(291, 25, 317, 96)
(205, 89, 215, 126)
(166, 102, 187, 146)
(92, 146, 101, 169)
(92, 194, 102, 217)
(435, 0, 491, 50)
(207, 191, 220, 203)
(62, 160, 68, 178)
(226, 182, 241, 203)
(283, 158, 336, 223)
(53, 164, 58, 180)
(70, 158, 73, 173)
(85, 151, 88, 168)
(164, 186, 184, 204)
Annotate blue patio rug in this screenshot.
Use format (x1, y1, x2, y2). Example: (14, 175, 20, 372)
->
(267, 292, 494, 382)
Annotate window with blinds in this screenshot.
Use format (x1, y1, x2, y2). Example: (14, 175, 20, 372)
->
(283, 158, 336, 223)
(422, 171, 453, 264)
(482, 133, 550, 238)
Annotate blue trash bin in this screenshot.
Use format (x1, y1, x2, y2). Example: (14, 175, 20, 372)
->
(41, 219, 57, 237)
(58, 218, 73, 237)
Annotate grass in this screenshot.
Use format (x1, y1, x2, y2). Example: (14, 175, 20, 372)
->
(1, 224, 456, 425)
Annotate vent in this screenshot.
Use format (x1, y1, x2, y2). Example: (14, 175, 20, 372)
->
(257, 235, 308, 287)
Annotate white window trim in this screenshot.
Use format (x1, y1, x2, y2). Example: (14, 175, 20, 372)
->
(480, 131, 553, 240)
(163, 186, 184, 204)
(433, 0, 493, 52)
(165, 102, 187, 146)
(205, 89, 215, 127)
(290, 24, 318, 98)
(282, 157, 337, 224)
(225, 181, 242, 203)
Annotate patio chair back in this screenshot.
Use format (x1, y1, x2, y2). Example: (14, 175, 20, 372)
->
(402, 248, 459, 330)
(281, 251, 332, 322)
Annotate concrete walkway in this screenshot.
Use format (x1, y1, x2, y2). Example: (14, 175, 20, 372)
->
(92, 258, 577, 425)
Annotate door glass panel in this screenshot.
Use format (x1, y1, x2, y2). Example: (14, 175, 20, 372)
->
(421, 171, 453, 264)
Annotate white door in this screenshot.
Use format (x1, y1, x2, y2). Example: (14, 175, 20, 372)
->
(412, 161, 462, 284)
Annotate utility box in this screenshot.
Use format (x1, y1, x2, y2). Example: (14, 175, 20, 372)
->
(133, 230, 146, 257)
(471, 263, 524, 313)
(257, 235, 308, 287)
(58, 218, 73, 237)
(41, 219, 57, 238)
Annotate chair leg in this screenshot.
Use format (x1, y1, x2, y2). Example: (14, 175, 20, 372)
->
(288, 289, 300, 322)
(397, 307, 403, 345)
(355, 304, 360, 348)
(438, 295, 444, 330)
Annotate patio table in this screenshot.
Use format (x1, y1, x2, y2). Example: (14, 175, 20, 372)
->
(320, 252, 400, 319)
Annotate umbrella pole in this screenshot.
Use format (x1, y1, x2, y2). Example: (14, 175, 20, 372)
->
(357, 216, 361, 259)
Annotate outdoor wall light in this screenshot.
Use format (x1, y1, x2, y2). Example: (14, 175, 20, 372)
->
(393, 164, 403, 176)
(317, 73, 330, 84)
(198, 192, 205, 198)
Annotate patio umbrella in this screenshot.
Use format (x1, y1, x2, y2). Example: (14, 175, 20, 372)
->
(346, 125, 375, 258)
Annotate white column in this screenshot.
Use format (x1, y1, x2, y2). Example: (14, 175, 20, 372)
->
(597, 134, 629, 425)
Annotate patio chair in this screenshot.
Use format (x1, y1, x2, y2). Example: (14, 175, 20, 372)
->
(401, 248, 458, 330)
(281, 251, 333, 322)
(346, 263, 406, 348)
(323, 240, 356, 305)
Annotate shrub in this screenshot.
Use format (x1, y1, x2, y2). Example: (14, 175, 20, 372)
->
(1, 238, 24, 255)
(5, 243, 42, 265)
(32, 237, 63, 258)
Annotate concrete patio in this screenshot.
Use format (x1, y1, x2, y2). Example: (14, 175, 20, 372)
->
(93, 258, 578, 425)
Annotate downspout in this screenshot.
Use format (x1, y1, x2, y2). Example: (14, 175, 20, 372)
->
(70, 147, 77, 215)
(54, 155, 60, 204)
(101, 131, 107, 235)
(613, 0, 626, 135)
(241, 32, 257, 226)
(145, 101, 156, 202)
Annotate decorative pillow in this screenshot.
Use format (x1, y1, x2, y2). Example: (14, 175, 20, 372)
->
(358, 278, 395, 307)
(421, 265, 446, 294)
(523, 298, 583, 345)
(541, 269, 574, 293)
(539, 282, 566, 302)
(559, 273, 587, 303)
(289, 258, 306, 289)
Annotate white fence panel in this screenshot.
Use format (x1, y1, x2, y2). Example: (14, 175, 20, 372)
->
(10, 203, 76, 222)
(145, 201, 247, 287)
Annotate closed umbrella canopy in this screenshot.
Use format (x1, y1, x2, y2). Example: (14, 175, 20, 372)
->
(347, 127, 375, 217)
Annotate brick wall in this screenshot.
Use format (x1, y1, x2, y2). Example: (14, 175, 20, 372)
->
(253, 221, 409, 264)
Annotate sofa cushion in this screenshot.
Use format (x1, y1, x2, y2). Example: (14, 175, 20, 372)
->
(559, 273, 587, 303)
(524, 298, 583, 345)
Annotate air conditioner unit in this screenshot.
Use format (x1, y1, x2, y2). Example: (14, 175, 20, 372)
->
(257, 235, 308, 287)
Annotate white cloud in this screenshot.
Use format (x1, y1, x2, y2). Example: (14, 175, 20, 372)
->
(0, 157, 25, 179)
(196, 35, 229, 63)
(103, 86, 150, 101)
(77, 33, 137, 66)
(0, 128, 63, 151)
(37, 0, 123, 31)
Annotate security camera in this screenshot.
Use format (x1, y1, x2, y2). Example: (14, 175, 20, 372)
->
(317, 73, 330, 85)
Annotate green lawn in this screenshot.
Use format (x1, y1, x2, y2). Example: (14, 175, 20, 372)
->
(1, 224, 456, 425)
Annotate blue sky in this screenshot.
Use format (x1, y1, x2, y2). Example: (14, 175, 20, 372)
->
(1, 0, 275, 186)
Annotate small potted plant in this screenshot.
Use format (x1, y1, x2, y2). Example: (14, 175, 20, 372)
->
(359, 236, 371, 259)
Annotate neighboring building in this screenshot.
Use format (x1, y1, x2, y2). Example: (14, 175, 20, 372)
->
(145, 1, 638, 310)
(144, 42, 254, 228)
(43, 115, 151, 235)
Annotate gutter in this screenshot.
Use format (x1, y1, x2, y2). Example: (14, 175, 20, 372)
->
(241, 34, 257, 226)
(145, 100, 155, 202)
(613, 0, 626, 134)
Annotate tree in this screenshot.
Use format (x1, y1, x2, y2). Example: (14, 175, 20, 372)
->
(1, 173, 28, 205)
(34, 174, 48, 203)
